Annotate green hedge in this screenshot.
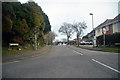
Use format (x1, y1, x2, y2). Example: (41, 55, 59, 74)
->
(96, 33, 120, 46)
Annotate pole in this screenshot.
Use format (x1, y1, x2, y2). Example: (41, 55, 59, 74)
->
(34, 27, 37, 50)
(103, 33, 105, 48)
(103, 28, 106, 48)
(92, 15, 94, 48)
(90, 13, 94, 48)
(35, 33, 37, 50)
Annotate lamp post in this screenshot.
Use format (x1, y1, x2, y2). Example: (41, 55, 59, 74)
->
(90, 13, 94, 48)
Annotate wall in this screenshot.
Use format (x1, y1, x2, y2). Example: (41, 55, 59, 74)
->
(95, 27, 102, 37)
(113, 22, 120, 33)
(105, 24, 113, 34)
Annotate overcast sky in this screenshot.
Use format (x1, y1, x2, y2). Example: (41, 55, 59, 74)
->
(18, 0, 119, 41)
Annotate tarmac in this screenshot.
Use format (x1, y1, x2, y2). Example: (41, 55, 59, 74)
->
(2, 45, 119, 63)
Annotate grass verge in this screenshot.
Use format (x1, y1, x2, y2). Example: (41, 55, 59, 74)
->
(2, 45, 45, 56)
(94, 46, 120, 52)
(98, 47, 120, 52)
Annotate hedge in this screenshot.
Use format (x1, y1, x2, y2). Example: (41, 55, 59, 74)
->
(96, 33, 120, 46)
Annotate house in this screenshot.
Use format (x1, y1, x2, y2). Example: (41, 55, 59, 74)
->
(95, 14, 120, 38)
(83, 14, 120, 46)
(112, 14, 120, 33)
(95, 19, 112, 38)
(94, 14, 120, 46)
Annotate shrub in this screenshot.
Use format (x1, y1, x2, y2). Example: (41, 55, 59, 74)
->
(96, 33, 120, 46)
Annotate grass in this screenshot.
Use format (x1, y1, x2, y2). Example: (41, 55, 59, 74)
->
(77, 45, 120, 52)
(95, 46, 120, 52)
(98, 47, 120, 52)
(2, 45, 45, 56)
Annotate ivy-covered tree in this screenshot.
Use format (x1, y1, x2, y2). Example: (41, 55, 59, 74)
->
(42, 13, 51, 34)
(2, 1, 51, 47)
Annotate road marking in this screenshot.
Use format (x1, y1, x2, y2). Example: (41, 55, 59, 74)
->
(72, 50, 83, 55)
(92, 59, 120, 73)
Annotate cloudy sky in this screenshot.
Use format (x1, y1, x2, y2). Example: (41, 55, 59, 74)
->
(18, 0, 119, 41)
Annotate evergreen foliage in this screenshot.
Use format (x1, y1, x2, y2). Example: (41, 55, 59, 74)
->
(2, 2, 51, 46)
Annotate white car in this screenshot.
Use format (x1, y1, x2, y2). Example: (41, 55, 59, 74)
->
(63, 43, 66, 45)
(80, 41, 92, 45)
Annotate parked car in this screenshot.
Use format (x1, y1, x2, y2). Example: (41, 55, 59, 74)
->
(63, 43, 66, 45)
(80, 41, 92, 45)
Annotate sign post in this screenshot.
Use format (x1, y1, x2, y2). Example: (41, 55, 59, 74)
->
(103, 28, 106, 48)
(34, 27, 38, 50)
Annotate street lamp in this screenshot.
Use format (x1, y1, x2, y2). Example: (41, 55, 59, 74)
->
(90, 13, 94, 48)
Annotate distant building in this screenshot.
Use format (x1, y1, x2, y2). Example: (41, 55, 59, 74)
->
(82, 30, 95, 42)
(73, 38, 82, 44)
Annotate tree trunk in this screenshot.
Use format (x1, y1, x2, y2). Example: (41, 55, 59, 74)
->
(67, 36, 69, 45)
(77, 35, 79, 47)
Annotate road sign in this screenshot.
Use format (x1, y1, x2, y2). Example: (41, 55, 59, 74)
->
(103, 28, 106, 34)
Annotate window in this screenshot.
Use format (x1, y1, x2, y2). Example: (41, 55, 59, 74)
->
(106, 26, 109, 31)
(98, 28, 100, 33)
(115, 23, 119, 29)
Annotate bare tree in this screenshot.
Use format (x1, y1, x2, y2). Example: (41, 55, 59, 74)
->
(1, 0, 18, 2)
(58, 22, 73, 44)
(72, 21, 87, 46)
(44, 31, 56, 45)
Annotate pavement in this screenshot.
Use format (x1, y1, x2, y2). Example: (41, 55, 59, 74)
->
(2, 45, 119, 78)
(78, 45, 119, 53)
(2, 45, 52, 63)
(79, 45, 100, 50)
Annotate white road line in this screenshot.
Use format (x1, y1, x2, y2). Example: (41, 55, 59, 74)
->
(72, 50, 83, 55)
(92, 59, 120, 74)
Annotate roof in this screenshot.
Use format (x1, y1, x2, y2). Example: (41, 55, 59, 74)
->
(95, 14, 120, 29)
(111, 14, 120, 22)
(95, 19, 112, 29)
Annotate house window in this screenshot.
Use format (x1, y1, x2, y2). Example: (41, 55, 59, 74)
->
(98, 28, 100, 33)
(115, 23, 119, 29)
(106, 26, 109, 31)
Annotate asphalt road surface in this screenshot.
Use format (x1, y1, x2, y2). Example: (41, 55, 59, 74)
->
(2, 45, 119, 78)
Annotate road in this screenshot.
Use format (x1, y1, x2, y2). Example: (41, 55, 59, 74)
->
(2, 45, 119, 78)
